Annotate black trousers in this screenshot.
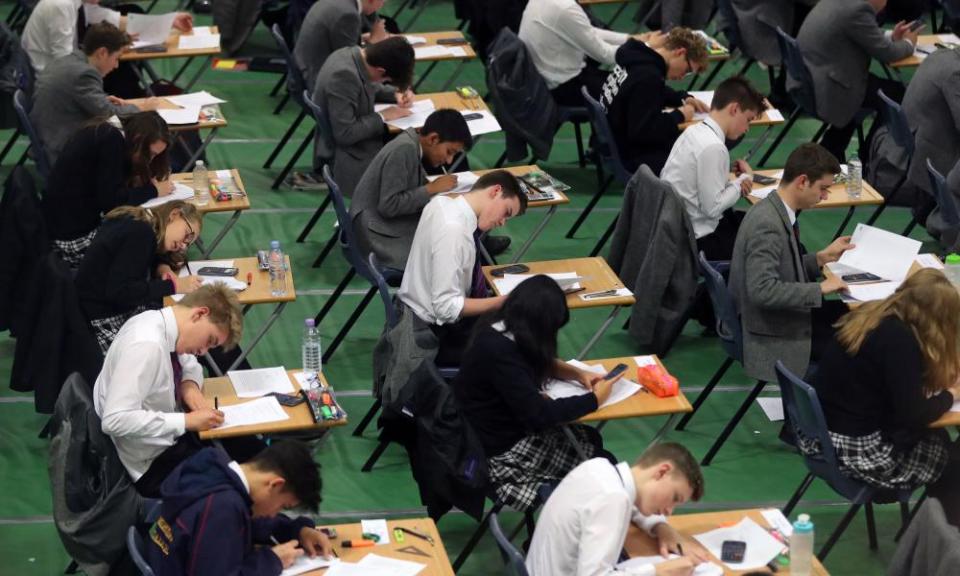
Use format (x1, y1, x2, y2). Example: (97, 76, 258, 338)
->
(550, 64, 608, 107)
(430, 316, 477, 367)
(819, 74, 906, 163)
(696, 210, 745, 262)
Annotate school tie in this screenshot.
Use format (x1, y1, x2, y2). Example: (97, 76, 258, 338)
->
(791, 221, 808, 282)
(469, 230, 488, 298)
(171, 352, 183, 406)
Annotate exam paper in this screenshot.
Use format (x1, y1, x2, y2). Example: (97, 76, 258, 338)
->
(218, 396, 290, 429)
(693, 517, 785, 571)
(916, 253, 945, 269)
(616, 555, 723, 575)
(179, 259, 235, 276)
(414, 45, 451, 58)
(227, 366, 295, 397)
(837, 223, 922, 281)
(165, 91, 226, 107)
(157, 105, 201, 125)
(377, 99, 437, 130)
(843, 281, 899, 303)
(360, 519, 390, 546)
(543, 359, 642, 409)
(429, 171, 480, 194)
(357, 553, 426, 576)
(761, 508, 794, 538)
(940, 34, 960, 43)
(280, 555, 339, 576)
(140, 182, 194, 207)
(749, 186, 776, 200)
(461, 109, 501, 136)
(634, 355, 656, 367)
(178, 33, 221, 50)
(493, 272, 585, 295)
(127, 13, 177, 47)
(403, 35, 427, 45)
(191, 26, 213, 35)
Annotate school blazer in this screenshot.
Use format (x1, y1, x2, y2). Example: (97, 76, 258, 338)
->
(902, 49, 960, 194)
(295, 0, 365, 93)
(792, 0, 914, 127)
(729, 193, 822, 382)
(730, 0, 794, 66)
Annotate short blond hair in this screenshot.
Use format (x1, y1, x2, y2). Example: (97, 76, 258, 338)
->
(177, 284, 243, 350)
(664, 27, 709, 68)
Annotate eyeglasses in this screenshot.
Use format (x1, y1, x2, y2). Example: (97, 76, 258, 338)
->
(683, 56, 697, 78)
(181, 215, 197, 246)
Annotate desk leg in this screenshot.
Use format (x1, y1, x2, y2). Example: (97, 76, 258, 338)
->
(562, 425, 590, 462)
(143, 61, 162, 84)
(171, 56, 195, 85)
(745, 125, 774, 163)
(441, 60, 468, 92)
(227, 302, 289, 372)
(576, 305, 623, 360)
(832, 206, 856, 240)
(511, 205, 557, 263)
(413, 61, 438, 92)
(182, 56, 214, 91)
(401, 0, 431, 31)
(182, 127, 219, 170)
(389, 0, 412, 20)
(199, 210, 243, 259)
(650, 413, 679, 445)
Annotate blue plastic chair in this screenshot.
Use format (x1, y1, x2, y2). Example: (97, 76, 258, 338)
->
(299, 89, 341, 262)
(926, 158, 960, 250)
(775, 361, 912, 561)
(12, 88, 50, 180)
(675, 252, 768, 467)
(263, 24, 312, 189)
(490, 511, 530, 576)
(866, 89, 918, 232)
(127, 499, 162, 576)
(704, 0, 763, 89)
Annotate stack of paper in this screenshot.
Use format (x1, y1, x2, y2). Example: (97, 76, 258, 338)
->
(376, 99, 436, 131)
(493, 272, 585, 295)
(127, 13, 177, 48)
(218, 396, 290, 429)
(693, 517, 785, 571)
(157, 105, 201, 125)
(832, 223, 921, 302)
(429, 171, 480, 194)
(617, 555, 722, 575)
(403, 35, 427, 45)
(179, 33, 221, 50)
(413, 45, 467, 59)
(543, 359, 642, 409)
(228, 366, 295, 397)
(165, 91, 227, 107)
(140, 182, 194, 208)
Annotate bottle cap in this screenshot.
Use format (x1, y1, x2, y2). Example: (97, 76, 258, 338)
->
(305, 318, 315, 328)
(946, 253, 960, 264)
(794, 513, 814, 532)
(270, 240, 280, 250)
(195, 160, 204, 168)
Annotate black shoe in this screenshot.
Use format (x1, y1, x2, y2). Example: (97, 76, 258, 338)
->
(482, 235, 511, 256)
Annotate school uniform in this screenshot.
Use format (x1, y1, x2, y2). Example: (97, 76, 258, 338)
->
(21, 0, 120, 72)
(295, 0, 378, 92)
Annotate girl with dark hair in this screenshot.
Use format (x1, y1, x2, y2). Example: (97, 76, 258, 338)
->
(454, 275, 618, 511)
(43, 111, 175, 266)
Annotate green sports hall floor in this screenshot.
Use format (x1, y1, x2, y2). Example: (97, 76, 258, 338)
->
(0, 2, 942, 574)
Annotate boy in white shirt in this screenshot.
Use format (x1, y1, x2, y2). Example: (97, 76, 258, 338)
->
(661, 76, 766, 260)
(526, 443, 709, 576)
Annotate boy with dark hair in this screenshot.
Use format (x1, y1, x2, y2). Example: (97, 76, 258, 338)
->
(351, 108, 474, 270)
(599, 27, 711, 174)
(146, 441, 331, 575)
(661, 75, 766, 260)
(313, 36, 417, 197)
(398, 169, 526, 364)
(526, 442, 710, 576)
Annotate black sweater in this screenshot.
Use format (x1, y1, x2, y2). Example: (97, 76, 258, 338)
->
(813, 316, 954, 452)
(43, 124, 158, 241)
(453, 325, 598, 457)
(75, 216, 175, 321)
(598, 39, 688, 174)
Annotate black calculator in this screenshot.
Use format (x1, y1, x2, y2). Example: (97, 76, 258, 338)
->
(721, 540, 746, 563)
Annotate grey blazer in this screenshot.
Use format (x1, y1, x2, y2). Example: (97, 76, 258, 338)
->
(731, 0, 794, 66)
(295, 0, 365, 93)
(792, 0, 913, 127)
(314, 46, 396, 197)
(31, 51, 139, 166)
(350, 127, 429, 270)
(660, 0, 713, 31)
(729, 193, 822, 382)
(903, 49, 960, 194)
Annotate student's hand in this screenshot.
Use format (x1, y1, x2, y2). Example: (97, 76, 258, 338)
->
(173, 274, 203, 294)
(653, 557, 696, 576)
(574, 368, 602, 390)
(380, 106, 413, 121)
(590, 372, 622, 406)
(739, 177, 753, 197)
(820, 275, 848, 295)
(184, 408, 225, 431)
(179, 381, 210, 412)
(684, 97, 709, 114)
(367, 18, 390, 43)
(153, 177, 175, 196)
(395, 89, 415, 108)
(270, 540, 304, 569)
(137, 97, 165, 112)
(173, 12, 193, 32)
(157, 263, 174, 278)
(299, 527, 333, 558)
(816, 235, 855, 266)
(654, 524, 712, 563)
(678, 104, 695, 122)
(733, 159, 753, 176)
(107, 95, 128, 107)
(426, 174, 459, 194)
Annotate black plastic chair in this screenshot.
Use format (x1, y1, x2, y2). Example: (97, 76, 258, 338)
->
(674, 252, 767, 467)
(297, 89, 338, 259)
(490, 511, 530, 576)
(262, 24, 312, 189)
(0, 52, 34, 165)
(775, 361, 912, 562)
(926, 158, 960, 251)
(12, 88, 51, 180)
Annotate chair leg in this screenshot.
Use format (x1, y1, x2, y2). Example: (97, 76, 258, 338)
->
(865, 170, 908, 226)
(312, 227, 339, 268)
(64, 560, 79, 574)
(758, 109, 800, 167)
(272, 92, 291, 115)
(565, 174, 612, 239)
(360, 438, 390, 472)
(895, 491, 927, 542)
(782, 472, 815, 518)
(902, 217, 919, 237)
(817, 503, 862, 562)
(314, 268, 356, 326)
(589, 215, 619, 257)
(321, 286, 377, 363)
(675, 357, 733, 431)
(452, 503, 503, 572)
(701, 380, 767, 466)
(493, 150, 508, 168)
(352, 397, 382, 437)
(0, 127, 20, 164)
(268, 72, 286, 97)
(573, 121, 586, 167)
(297, 194, 332, 243)
(812, 122, 830, 144)
(263, 110, 306, 169)
(864, 502, 878, 550)
(271, 128, 316, 190)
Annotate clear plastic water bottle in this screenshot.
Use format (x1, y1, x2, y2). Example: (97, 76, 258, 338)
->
(945, 253, 960, 285)
(790, 513, 815, 576)
(268, 240, 286, 297)
(302, 318, 322, 384)
(845, 156, 862, 200)
(192, 160, 209, 206)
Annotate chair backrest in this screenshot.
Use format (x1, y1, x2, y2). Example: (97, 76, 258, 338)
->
(13, 88, 50, 178)
(270, 23, 306, 105)
(127, 526, 155, 576)
(320, 165, 374, 276)
(775, 27, 817, 117)
(714, 0, 743, 52)
(302, 89, 335, 164)
(369, 252, 400, 328)
(877, 89, 915, 157)
(697, 251, 742, 362)
(580, 86, 631, 185)
(928, 158, 960, 227)
(489, 511, 530, 576)
(14, 49, 34, 95)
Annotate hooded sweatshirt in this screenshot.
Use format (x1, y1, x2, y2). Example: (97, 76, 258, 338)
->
(146, 448, 315, 576)
(598, 39, 689, 175)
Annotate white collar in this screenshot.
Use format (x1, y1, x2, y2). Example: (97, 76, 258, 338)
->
(454, 195, 479, 229)
(702, 116, 725, 143)
(778, 192, 797, 225)
(356, 0, 363, 13)
(614, 461, 639, 509)
(227, 461, 251, 494)
(160, 307, 180, 354)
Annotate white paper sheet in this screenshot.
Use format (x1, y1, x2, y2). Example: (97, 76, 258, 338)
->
(157, 105, 201, 125)
(493, 272, 585, 295)
(916, 253, 945, 269)
(756, 397, 784, 422)
(543, 359, 642, 409)
(766, 108, 785, 122)
(360, 519, 391, 545)
(165, 91, 226, 107)
(322, 564, 370, 576)
(448, 46, 468, 57)
(429, 171, 480, 194)
(280, 555, 339, 576)
(227, 366, 295, 397)
(378, 99, 437, 130)
(178, 33, 221, 50)
(179, 259, 235, 276)
(217, 396, 290, 429)
(357, 553, 427, 576)
(939, 34, 960, 43)
(414, 45, 451, 58)
(616, 555, 723, 575)
(403, 35, 427, 45)
(693, 517, 784, 571)
(837, 223, 922, 281)
(950, 400, 960, 413)
(634, 355, 657, 367)
(761, 508, 794, 538)
(191, 26, 213, 35)
(196, 276, 247, 291)
(749, 186, 777, 200)
(140, 182, 194, 207)
(461, 109, 501, 136)
(843, 281, 899, 302)
(127, 13, 177, 46)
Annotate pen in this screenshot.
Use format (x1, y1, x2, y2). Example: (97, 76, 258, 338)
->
(214, 396, 218, 410)
(185, 261, 191, 274)
(246, 272, 252, 286)
(270, 536, 280, 545)
(398, 526, 435, 546)
(582, 289, 618, 299)
(677, 543, 684, 556)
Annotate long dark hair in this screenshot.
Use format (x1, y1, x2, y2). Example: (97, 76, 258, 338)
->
(485, 275, 569, 388)
(120, 111, 173, 187)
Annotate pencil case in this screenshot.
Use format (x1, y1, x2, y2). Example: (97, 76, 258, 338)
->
(636, 365, 679, 398)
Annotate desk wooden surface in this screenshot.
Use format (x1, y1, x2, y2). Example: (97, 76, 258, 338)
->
(387, 92, 489, 133)
(930, 409, 960, 428)
(199, 369, 346, 439)
(474, 165, 571, 208)
(306, 518, 453, 575)
(121, 26, 221, 61)
(164, 255, 296, 306)
(127, 98, 227, 130)
(745, 169, 885, 208)
(482, 257, 636, 310)
(891, 35, 940, 68)
(412, 31, 477, 61)
(577, 356, 693, 422)
(624, 508, 830, 575)
(172, 168, 250, 214)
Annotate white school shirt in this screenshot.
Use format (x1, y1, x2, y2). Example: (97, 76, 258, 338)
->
(525, 458, 668, 576)
(21, 0, 120, 72)
(94, 307, 204, 481)
(518, 0, 629, 89)
(661, 116, 750, 239)
(397, 194, 477, 325)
